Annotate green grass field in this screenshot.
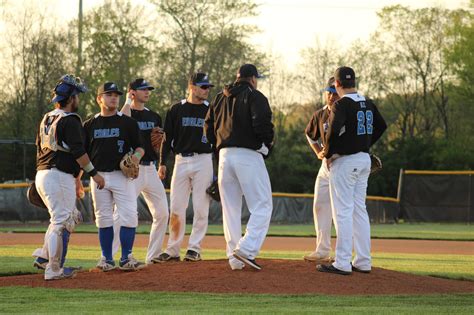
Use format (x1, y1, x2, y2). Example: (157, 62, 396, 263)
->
(1, 223, 473, 240)
(1, 287, 473, 314)
(1, 224, 473, 313)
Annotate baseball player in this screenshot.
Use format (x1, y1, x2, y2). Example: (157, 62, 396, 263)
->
(317, 66, 387, 275)
(111, 78, 169, 264)
(32, 74, 105, 280)
(83, 82, 146, 271)
(154, 72, 214, 263)
(303, 77, 339, 263)
(204, 64, 274, 271)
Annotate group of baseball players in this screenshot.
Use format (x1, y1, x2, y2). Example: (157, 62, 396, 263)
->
(31, 63, 385, 280)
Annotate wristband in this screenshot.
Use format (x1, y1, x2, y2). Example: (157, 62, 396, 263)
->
(88, 168, 98, 177)
(125, 98, 132, 106)
(84, 162, 94, 173)
(133, 151, 143, 160)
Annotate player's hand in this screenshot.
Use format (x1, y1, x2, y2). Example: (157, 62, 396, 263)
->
(93, 174, 105, 190)
(326, 154, 341, 170)
(158, 165, 166, 180)
(316, 151, 325, 160)
(75, 177, 85, 199)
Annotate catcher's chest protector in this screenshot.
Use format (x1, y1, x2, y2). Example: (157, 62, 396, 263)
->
(39, 109, 81, 152)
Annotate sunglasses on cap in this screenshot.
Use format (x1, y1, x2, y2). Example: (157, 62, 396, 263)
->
(55, 74, 87, 95)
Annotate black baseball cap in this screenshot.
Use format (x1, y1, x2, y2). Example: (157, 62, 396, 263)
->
(97, 82, 123, 95)
(324, 77, 336, 93)
(334, 66, 355, 81)
(189, 72, 214, 87)
(129, 78, 155, 90)
(237, 64, 263, 78)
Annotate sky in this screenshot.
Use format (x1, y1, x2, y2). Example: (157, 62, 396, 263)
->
(0, 0, 470, 67)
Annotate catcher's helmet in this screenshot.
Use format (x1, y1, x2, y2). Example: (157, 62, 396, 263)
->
(51, 74, 88, 104)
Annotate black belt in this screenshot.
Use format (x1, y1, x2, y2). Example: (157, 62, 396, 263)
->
(139, 160, 156, 166)
(180, 152, 197, 157)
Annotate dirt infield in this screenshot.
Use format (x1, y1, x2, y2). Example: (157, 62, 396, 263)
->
(1, 259, 474, 295)
(1, 233, 474, 255)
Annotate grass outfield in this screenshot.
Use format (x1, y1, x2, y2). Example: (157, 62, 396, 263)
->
(1, 223, 474, 240)
(0, 287, 473, 314)
(1, 245, 473, 281)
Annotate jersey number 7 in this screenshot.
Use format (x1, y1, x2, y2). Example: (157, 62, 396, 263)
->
(357, 110, 373, 135)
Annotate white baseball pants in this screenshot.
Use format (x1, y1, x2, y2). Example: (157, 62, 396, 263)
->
(329, 152, 371, 272)
(312, 159, 333, 258)
(219, 148, 273, 260)
(165, 153, 213, 257)
(112, 164, 169, 263)
(35, 169, 75, 279)
(91, 170, 138, 228)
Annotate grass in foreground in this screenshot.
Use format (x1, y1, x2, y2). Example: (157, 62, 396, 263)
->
(1, 245, 473, 281)
(0, 287, 473, 314)
(1, 223, 474, 240)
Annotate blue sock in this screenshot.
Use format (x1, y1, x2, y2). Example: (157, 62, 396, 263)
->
(60, 229, 70, 268)
(120, 226, 136, 262)
(98, 226, 114, 261)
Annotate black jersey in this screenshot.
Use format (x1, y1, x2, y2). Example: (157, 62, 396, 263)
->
(324, 93, 387, 158)
(130, 107, 162, 162)
(83, 112, 143, 172)
(160, 99, 212, 165)
(36, 110, 86, 177)
(305, 105, 330, 147)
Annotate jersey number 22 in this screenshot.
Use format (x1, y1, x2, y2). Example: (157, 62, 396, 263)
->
(357, 110, 373, 135)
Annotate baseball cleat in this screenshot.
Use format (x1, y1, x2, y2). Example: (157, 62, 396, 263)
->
(351, 265, 371, 274)
(45, 267, 77, 281)
(229, 258, 245, 270)
(183, 250, 202, 262)
(316, 264, 351, 275)
(96, 257, 116, 272)
(151, 253, 180, 263)
(33, 257, 49, 270)
(119, 254, 146, 271)
(232, 249, 261, 270)
(303, 252, 334, 263)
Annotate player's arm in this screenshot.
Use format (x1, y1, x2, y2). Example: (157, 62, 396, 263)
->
(128, 119, 145, 164)
(64, 118, 105, 189)
(158, 107, 174, 179)
(250, 92, 274, 148)
(323, 101, 346, 158)
(369, 104, 387, 146)
(305, 112, 324, 159)
(204, 94, 218, 148)
(120, 91, 133, 117)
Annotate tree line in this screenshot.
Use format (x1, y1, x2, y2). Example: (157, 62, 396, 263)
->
(0, 0, 472, 198)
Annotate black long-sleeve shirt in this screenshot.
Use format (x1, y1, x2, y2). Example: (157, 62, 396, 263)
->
(305, 105, 330, 147)
(324, 93, 387, 158)
(160, 99, 213, 165)
(130, 108, 162, 162)
(204, 81, 274, 153)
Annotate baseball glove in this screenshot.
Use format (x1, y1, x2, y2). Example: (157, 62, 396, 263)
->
(150, 127, 164, 154)
(370, 154, 383, 175)
(206, 178, 220, 202)
(27, 182, 47, 209)
(120, 151, 139, 179)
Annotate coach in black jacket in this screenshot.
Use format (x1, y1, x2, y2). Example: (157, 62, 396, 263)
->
(204, 64, 274, 271)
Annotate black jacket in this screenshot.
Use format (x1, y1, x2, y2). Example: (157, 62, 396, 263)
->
(204, 81, 274, 153)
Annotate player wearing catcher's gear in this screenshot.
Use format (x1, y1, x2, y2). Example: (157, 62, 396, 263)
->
(204, 64, 274, 271)
(111, 78, 169, 264)
(317, 67, 387, 275)
(154, 72, 214, 263)
(303, 77, 339, 263)
(32, 74, 105, 280)
(83, 82, 146, 271)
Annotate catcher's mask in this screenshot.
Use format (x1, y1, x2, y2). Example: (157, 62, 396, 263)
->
(51, 74, 88, 104)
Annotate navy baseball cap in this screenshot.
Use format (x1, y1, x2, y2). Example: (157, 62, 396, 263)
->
(129, 78, 155, 90)
(189, 72, 214, 87)
(97, 82, 123, 95)
(334, 66, 355, 81)
(324, 77, 337, 93)
(237, 64, 264, 78)
(51, 74, 88, 104)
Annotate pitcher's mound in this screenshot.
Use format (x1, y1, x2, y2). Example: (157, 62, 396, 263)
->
(1, 259, 473, 295)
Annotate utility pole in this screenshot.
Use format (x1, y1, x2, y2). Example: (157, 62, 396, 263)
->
(77, 0, 83, 76)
